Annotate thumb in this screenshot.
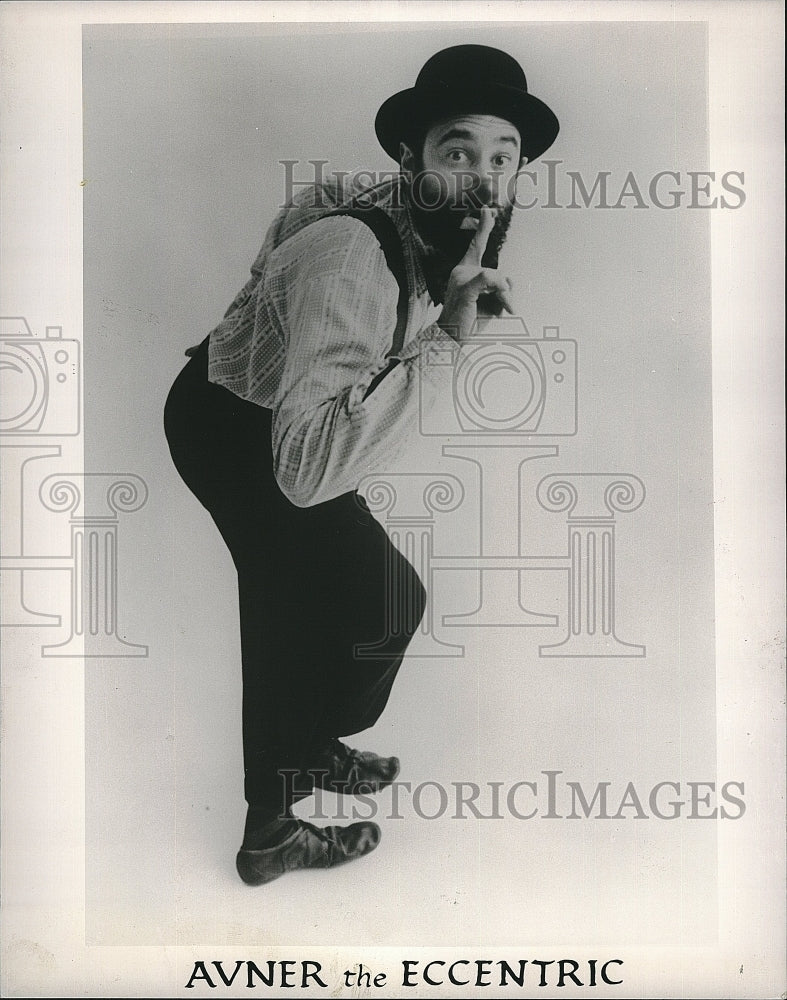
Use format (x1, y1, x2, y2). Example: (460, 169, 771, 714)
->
(461, 205, 495, 267)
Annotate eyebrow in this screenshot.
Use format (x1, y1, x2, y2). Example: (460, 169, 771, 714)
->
(435, 128, 519, 148)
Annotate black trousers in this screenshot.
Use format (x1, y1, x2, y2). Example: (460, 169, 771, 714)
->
(163, 337, 426, 809)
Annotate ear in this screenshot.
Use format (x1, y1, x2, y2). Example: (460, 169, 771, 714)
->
(399, 141, 416, 175)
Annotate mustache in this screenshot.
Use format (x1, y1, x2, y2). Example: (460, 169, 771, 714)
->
(409, 198, 513, 256)
(455, 192, 507, 214)
(411, 193, 508, 218)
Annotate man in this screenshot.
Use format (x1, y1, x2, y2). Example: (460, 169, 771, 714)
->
(164, 44, 558, 885)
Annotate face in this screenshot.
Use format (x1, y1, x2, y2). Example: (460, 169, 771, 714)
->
(400, 113, 524, 264)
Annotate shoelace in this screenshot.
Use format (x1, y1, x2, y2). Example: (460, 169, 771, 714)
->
(316, 738, 394, 790)
(296, 821, 361, 865)
(324, 739, 364, 781)
(325, 737, 358, 761)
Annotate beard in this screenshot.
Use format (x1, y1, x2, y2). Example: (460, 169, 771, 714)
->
(404, 164, 514, 305)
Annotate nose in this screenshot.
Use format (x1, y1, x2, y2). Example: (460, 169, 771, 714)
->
(463, 174, 495, 209)
(477, 176, 494, 202)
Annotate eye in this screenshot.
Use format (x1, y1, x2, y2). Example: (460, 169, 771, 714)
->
(446, 149, 468, 163)
(492, 153, 513, 168)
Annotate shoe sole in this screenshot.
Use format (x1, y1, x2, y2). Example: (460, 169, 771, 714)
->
(235, 823, 382, 886)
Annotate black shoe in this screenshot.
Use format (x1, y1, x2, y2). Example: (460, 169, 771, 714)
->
(310, 738, 400, 795)
(236, 819, 381, 886)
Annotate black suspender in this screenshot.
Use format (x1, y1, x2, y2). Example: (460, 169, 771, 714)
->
(331, 205, 408, 359)
(331, 206, 408, 401)
(189, 204, 410, 405)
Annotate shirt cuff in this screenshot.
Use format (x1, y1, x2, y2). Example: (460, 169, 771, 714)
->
(410, 323, 467, 393)
(396, 321, 457, 362)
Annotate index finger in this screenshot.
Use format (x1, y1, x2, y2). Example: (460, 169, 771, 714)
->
(461, 206, 495, 267)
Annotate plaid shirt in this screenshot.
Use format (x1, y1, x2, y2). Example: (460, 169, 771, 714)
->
(207, 175, 457, 507)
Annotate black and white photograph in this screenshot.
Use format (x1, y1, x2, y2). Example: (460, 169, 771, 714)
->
(1, 2, 784, 997)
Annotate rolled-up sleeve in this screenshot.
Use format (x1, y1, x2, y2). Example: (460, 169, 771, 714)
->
(270, 216, 456, 507)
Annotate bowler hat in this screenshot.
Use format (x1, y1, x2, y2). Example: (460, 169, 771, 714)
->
(375, 44, 559, 163)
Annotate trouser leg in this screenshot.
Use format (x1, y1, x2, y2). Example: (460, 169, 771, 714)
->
(163, 339, 426, 813)
(234, 502, 426, 809)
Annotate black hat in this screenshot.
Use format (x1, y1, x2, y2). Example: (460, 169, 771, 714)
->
(375, 44, 559, 164)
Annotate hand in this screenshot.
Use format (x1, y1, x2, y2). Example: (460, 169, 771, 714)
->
(437, 206, 514, 344)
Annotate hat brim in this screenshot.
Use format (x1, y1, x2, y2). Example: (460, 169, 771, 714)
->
(375, 81, 559, 163)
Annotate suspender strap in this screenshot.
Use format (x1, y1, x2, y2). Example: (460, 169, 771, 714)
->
(331, 206, 408, 402)
(331, 206, 408, 358)
(188, 205, 410, 406)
